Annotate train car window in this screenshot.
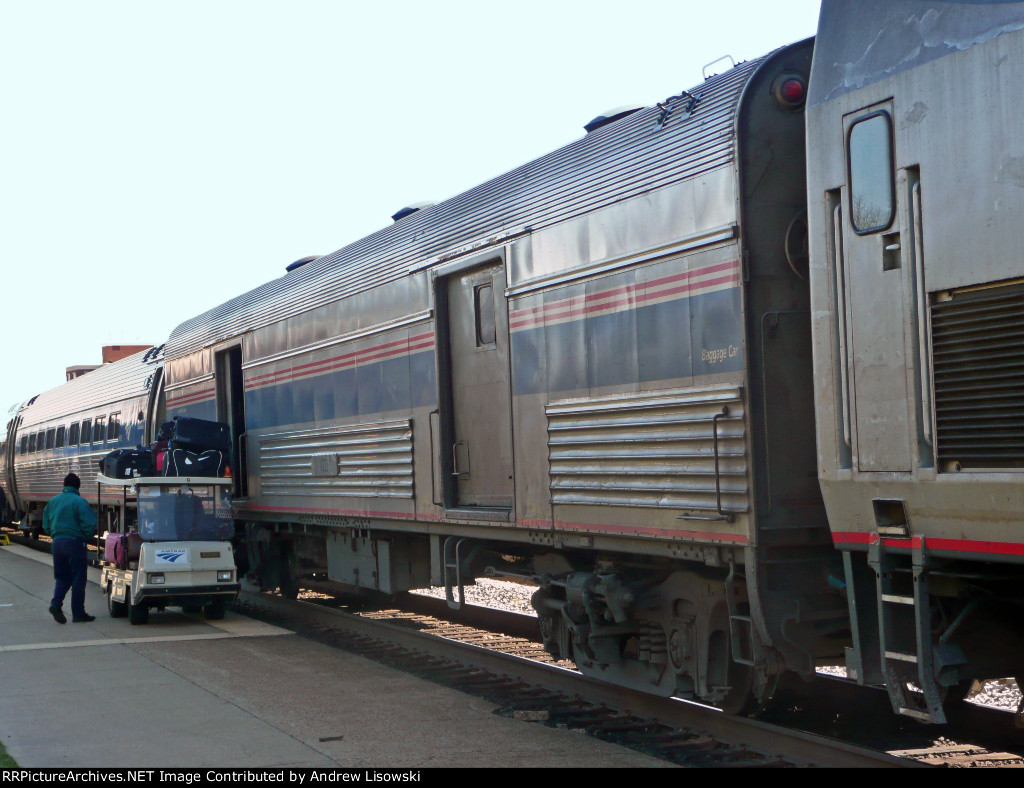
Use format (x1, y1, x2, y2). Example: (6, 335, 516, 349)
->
(19, 436, 27, 454)
(107, 413, 120, 443)
(68, 422, 80, 446)
(55, 426, 65, 448)
(475, 284, 496, 347)
(45, 428, 55, 450)
(28, 434, 36, 453)
(93, 417, 105, 444)
(848, 112, 895, 234)
(81, 419, 92, 445)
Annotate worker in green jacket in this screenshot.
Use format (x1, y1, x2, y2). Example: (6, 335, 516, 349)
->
(43, 473, 98, 623)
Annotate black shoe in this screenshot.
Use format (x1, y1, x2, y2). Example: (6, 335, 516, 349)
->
(72, 614, 96, 623)
(49, 605, 67, 624)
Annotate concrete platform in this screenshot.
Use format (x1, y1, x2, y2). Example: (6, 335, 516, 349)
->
(0, 544, 670, 768)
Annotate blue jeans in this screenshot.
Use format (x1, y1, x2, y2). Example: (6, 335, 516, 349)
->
(51, 537, 88, 619)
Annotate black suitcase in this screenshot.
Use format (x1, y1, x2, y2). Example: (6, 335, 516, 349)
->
(100, 448, 154, 479)
(169, 416, 231, 453)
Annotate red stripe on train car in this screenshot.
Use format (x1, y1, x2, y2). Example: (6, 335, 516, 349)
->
(831, 531, 1024, 557)
(244, 333, 435, 390)
(508, 260, 740, 321)
(509, 272, 741, 331)
(166, 388, 216, 407)
(247, 504, 443, 522)
(517, 518, 749, 544)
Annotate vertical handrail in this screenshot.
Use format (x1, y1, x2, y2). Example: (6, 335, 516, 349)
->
(428, 410, 442, 506)
(911, 181, 933, 447)
(712, 407, 734, 523)
(237, 432, 249, 497)
(833, 203, 853, 449)
(451, 440, 469, 477)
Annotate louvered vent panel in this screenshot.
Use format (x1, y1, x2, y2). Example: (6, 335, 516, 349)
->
(932, 282, 1024, 469)
(259, 419, 414, 498)
(546, 385, 748, 512)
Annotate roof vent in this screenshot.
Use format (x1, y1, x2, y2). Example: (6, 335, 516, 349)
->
(391, 201, 434, 223)
(286, 255, 320, 273)
(584, 104, 645, 134)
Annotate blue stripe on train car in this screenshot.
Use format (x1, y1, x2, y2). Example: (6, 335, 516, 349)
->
(511, 287, 745, 396)
(241, 351, 438, 432)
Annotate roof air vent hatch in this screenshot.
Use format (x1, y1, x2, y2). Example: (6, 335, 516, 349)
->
(584, 104, 645, 134)
(392, 201, 435, 222)
(286, 256, 320, 273)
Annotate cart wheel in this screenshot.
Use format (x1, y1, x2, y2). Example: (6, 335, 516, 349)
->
(128, 595, 149, 625)
(203, 600, 226, 621)
(107, 584, 128, 618)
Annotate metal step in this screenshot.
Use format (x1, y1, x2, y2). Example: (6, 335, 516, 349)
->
(869, 537, 963, 724)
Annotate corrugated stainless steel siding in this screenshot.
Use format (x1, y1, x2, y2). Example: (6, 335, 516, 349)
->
(167, 56, 770, 362)
(258, 419, 414, 499)
(932, 282, 1024, 469)
(15, 440, 128, 503)
(546, 385, 748, 512)
(17, 349, 161, 428)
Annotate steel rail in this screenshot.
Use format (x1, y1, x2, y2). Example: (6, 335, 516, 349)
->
(238, 588, 918, 768)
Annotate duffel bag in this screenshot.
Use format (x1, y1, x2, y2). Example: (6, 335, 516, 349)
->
(166, 448, 200, 477)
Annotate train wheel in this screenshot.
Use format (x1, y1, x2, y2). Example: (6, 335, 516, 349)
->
(279, 543, 300, 599)
(707, 629, 756, 715)
(107, 584, 127, 619)
(127, 593, 149, 625)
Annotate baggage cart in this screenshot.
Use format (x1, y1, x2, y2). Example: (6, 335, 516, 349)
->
(97, 474, 239, 624)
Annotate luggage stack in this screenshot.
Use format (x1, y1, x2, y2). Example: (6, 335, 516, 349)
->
(98, 417, 232, 480)
(103, 532, 143, 568)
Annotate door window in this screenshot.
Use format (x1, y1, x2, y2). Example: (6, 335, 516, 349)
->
(475, 284, 496, 347)
(848, 112, 895, 234)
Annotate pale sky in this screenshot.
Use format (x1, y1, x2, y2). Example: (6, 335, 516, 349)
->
(0, 0, 821, 416)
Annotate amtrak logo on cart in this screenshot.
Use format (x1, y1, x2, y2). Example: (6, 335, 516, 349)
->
(155, 549, 189, 565)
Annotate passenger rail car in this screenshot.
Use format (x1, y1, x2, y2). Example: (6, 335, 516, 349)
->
(163, 39, 828, 711)
(2, 347, 165, 535)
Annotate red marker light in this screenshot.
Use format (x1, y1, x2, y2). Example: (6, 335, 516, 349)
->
(772, 74, 807, 110)
(781, 78, 805, 104)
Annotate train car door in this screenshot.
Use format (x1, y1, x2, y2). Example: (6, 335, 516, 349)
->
(441, 259, 514, 511)
(841, 102, 914, 472)
(215, 346, 248, 497)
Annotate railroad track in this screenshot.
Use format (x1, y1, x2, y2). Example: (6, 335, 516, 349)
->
(234, 587, 910, 767)
(6, 525, 1021, 767)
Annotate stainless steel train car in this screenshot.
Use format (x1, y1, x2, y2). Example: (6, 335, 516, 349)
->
(1, 347, 165, 535)
(4, 1, 1022, 724)
(807, 0, 1024, 722)
(161, 39, 828, 712)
